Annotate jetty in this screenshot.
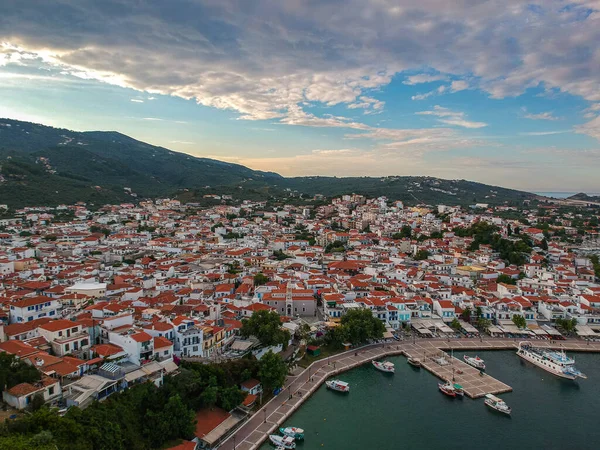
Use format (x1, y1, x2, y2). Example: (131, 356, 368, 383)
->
(217, 338, 600, 450)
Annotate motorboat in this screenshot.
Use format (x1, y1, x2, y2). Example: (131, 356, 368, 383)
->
(484, 394, 511, 415)
(453, 383, 464, 396)
(280, 427, 304, 440)
(438, 381, 456, 397)
(407, 356, 421, 368)
(326, 379, 350, 392)
(269, 434, 296, 449)
(372, 360, 395, 373)
(464, 355, 486, 370)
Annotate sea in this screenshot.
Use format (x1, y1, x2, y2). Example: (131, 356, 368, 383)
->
(261, 351, 600, 450)
(535, 192, 599, 199)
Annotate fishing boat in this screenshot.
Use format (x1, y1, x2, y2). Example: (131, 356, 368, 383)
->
(516, 341, 587, 380)
(326, 379, 350, 392)
(407, 356, 421, 368)
(372, 360, 395, 373)
(438, 381, 456, 397)
(464, 355, 486, 370)
(280, 427, 304, 440)
(484, 394, 511, 415)
(269, 435, 296, 449)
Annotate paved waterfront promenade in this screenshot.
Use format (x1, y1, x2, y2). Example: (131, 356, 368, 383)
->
(218, 338, 600, 450)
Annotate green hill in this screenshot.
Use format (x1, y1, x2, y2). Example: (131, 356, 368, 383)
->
(0, 118, 535, 208)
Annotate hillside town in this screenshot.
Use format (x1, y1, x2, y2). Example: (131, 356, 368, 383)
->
(1, 195, 600, 448)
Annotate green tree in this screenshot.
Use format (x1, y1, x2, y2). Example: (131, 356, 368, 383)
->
(460, 307, 472, 323)
(28, 394, 46, 412)
(253, 272, 269, 286)
(414, 249, 430, 260)
(450, 318, 462, 331)
(218, 386, 246, 411)
(497, 274, 516, 285)
(477, 317, 492, 332)
(511, 314, 527, 329)
(258, 351, 288, 392)
(240, 310, 291, 348)
(0, 352, 41, 390)
(339, 308, 385, 345)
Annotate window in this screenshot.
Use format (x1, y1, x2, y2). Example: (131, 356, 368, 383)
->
(49, 311, 55, 316)
(48, 386, 54, 396)
(72, 327, 78, 333)
(64, 344, 70, 351)
(164, 350, 169, 355)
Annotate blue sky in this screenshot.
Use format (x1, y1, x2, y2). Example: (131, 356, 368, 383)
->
(1, 0, 599, 192)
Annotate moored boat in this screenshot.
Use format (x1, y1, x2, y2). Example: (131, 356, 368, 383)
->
(280, 427, 304, 440)
(484, 394, 511, 415)
(269, 434, 296, 449)
(464, 355, 486, 370)
(407, 356, 421, 368)
(517, 341, 587, 380)
(453, 383, 464, 396)
(326, 379, 350, 392)
(438, 381, 456, 397)
(372, 360, 395, 373)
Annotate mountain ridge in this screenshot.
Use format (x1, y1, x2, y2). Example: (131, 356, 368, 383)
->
(0, 118, 536, 208)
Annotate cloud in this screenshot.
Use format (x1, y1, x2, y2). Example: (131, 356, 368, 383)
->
(403, 74, 448, 85)
(1, 0, 599, 127)
(450, 80, 469, 92)
(411, 85, 446, 101)
(524, 111, 561, 121)
(575, 115, 600, 140)
(130, 99, 144, 103)
(170, 140, 195, 145)
(347, 96, 385, 113)
(416, 106, 487, 128)
(519, 130, 569, 136)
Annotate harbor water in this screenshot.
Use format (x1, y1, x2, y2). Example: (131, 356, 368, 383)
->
(260, 350, 600, 450)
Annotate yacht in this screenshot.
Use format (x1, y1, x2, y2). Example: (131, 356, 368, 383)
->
(438, 381, 457, 397)
(517, 342, 587, 380)
(280, 427, 304, 440)
(484, 394, 511, 415)
(269, 435, 296, 449)
(463, 355, 486, 370)
(407, 356, 421, 368)
(372, 360, 395, 373)
(326, 379, 350, 392)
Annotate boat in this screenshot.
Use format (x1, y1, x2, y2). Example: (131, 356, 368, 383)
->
(464, 355, 486, 370)
(484, 394, 511, 415)
(269, 435, 296, 449)
(326, 379, 350, 392)
(407, 356, 421, 368)
(372, 360, 395, 373)
(453, 383, 464, 396)
(280, 427, 304, 440)
(516, 342, 587, 380)
(438, 381, 456, 397)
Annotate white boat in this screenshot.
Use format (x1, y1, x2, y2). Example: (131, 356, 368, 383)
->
(280, 427, 304, 440)
(516, 342, 587, 380)
(269, 434, 296, 449)
(326, 379, 350, 392)
(464, 355, 486, 370)
(407, 356, 421, 368)
(372, 360, 395, 373)
(484, 394, 511, 415)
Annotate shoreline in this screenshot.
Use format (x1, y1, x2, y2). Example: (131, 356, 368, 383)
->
(219, 338, 600, 450)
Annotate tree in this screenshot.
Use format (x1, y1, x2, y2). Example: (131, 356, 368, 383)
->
(258, 351, 288, 392)
(272, 249, 291, 260)
(540, 238, 549, 251)
(414, 249, 430, 260)
(477, 317, 492, 332)
(28, 393, 46, 412)
(392, 225, 412, 240)
(0, 352, 41, 391)
(339, 308, 385, 345)
(219, 386, 246, 411)
(511, 314, 527, 329)
(253, 272, 268, 286)
(497, 274, 516, 285)
(460, 307, 472, 323)
(450, 318, 462, 331)
(555, 317, 578, 335)
(240, 310, 291, 348)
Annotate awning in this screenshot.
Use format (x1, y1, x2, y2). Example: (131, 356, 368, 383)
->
(576, 325, 597, 337)
(159, 359, 179, 373)
(487, 325, 504, 334)
(125, 369, 147, 382)
(458, 321, 479, 333)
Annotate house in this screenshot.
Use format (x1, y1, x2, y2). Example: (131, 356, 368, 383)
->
(38, 319, 91, 357)
(2, 376, 61, 410)
(9, 296, 61, 324)
(240, 378, 262, 396)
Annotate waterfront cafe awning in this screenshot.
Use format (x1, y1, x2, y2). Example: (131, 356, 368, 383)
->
(541, 325, 562, 337)
(576, 324, 598, 337)
(487, 325, 504, 335)
(530, 327, 548, 336)
(383, 330, 395, 339)
(436, 323, 454, 334)
(458, 321, 479, 334)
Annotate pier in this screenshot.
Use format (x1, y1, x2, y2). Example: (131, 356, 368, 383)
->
(218, 338, 600, 450)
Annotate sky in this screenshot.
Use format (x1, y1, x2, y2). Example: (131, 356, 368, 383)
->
(1, 0, 600, 193)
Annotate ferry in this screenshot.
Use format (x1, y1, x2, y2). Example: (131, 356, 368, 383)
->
(464, 355, 486, 370)
(372, 360, 395, 373)
(407, 356, 421, 368)
(516, 342, 587, 380)
(438, 381, 457, 397)
(484, 394, 511, 415)
(326, 379, 350, 392)
(280, 427, 304, 440)
(269, 434, 296, 449)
